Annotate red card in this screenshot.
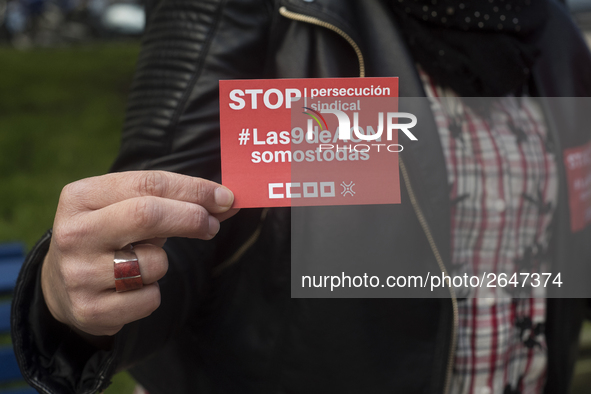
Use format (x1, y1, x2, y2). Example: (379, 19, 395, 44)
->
(564, 141, 591, 232)
(219, 77, 402, 208)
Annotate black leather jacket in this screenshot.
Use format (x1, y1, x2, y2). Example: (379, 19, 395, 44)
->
(11, 0, 591, 393)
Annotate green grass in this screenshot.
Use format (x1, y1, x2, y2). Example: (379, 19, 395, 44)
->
(0, 43, 140, 248)
(0, 42, 141, 393)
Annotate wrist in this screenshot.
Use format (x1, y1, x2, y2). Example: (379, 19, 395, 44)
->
(40, 250, 68, 326)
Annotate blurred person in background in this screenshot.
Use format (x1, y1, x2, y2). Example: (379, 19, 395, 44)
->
(11, 1, 591, 394)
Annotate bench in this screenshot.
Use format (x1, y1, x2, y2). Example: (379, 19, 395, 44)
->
(0, 242, 36, 394)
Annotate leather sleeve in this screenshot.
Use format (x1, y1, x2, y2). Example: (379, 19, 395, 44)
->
(112, 0, 274, 367)
(11, 0, 273, 392)
(12, 230, 123, 394)
(111, 0, 275, 177)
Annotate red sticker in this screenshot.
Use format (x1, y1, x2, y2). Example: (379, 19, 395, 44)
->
(219, 77, 406, 208)
(564, 141, 591, 232)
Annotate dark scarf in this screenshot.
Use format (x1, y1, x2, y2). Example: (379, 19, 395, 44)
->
(389, 0, 549, 96)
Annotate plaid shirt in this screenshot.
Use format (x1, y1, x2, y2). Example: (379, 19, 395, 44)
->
(422, 75, 557, 394)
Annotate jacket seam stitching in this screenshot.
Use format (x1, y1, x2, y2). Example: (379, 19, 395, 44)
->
(160, 0, 228, 160)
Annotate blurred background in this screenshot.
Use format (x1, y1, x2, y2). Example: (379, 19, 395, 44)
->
(0, 0, 144, 48)
(0, 0, 142, 392)
(0, 0, 589, 393)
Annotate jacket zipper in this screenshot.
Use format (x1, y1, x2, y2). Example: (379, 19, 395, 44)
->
(213, 208, 269, 277)
(278, 6, 366, 78)
(280, 6, 457, 393)
(399, 158, 458, 394)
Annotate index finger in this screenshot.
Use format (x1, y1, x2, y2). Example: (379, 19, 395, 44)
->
(63, 171, 234, 214)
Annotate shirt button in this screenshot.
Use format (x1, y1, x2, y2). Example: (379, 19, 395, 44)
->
(494, 199, 506, 212)
(482, 297, 495, 307)
(479, 387, 492, 394)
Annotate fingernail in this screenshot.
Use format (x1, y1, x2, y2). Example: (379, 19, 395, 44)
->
(215, 187, 234, 208)
(208, 216, 220, 237)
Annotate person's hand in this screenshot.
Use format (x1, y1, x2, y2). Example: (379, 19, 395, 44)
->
(41, 171, 237, 337)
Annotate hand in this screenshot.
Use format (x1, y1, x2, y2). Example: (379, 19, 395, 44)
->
(41, 171, 237, 337)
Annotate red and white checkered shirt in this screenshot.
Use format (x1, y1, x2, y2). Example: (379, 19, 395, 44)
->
(422, 74, 557, 394)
